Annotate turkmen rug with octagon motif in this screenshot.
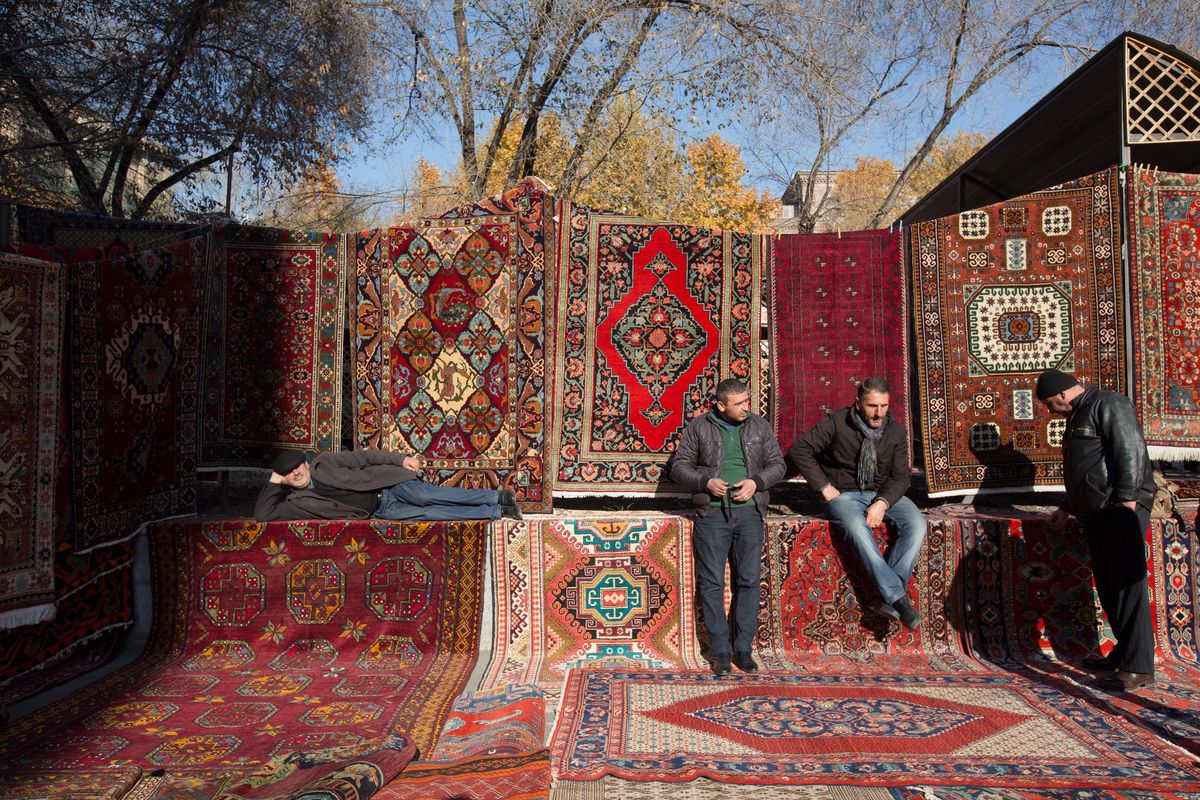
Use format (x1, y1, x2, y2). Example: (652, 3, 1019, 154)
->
(911, 167, 1124, 496)
(1127, 167, 1200, 461)
(0, 253, 63, 627)
(550, 669, 1200, 790)
(71, 237, 205, 552)
(0, 519, 486, 797)
(354, 182, 554, 511)
(199, 225, 346, 467)
(552, 203, 764, 494)
(482, 517, 703, 696)
(769, 230, 908, 455)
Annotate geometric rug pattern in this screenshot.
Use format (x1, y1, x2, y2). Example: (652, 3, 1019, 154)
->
(910, 167, 1124, 495)
(552, 204, 765, 494)
(483, 517, 703, 695)
(0, 519, 487, 797)
(14, 203, 198, 257)
(353, 182, 554, 511)
(550, 669, 1200, 789)
(1127, 167, 1200, 461)
(199, 226, 346, 467)
(769, 229, 908, 455)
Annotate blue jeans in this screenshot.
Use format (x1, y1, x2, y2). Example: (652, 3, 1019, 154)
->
(692, 507, 763, 656)
(826, 492, 926, 604)
(374, 480, 501, 521)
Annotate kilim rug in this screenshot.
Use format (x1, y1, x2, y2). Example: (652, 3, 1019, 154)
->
(0, 519, 486, 797)
(482, 517, 703, 696)
(755, 516, 973, 672)
(14, 204, 200, 256)
(550, 669, 1200, 790)
(354, 181, 555, 511)
(0, 253, 63, 627)
(70, 237, 204, 552)
(199, 225, 346, 466)
(769, 230, 908, 454)
(1127, 167, 1200, 460)
(551, 203, 765, 494)
(910, 167, 1124, 495)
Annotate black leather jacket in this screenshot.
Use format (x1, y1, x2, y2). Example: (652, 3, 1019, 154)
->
(670, 412, 786, 516)
(1062, 386, 1155, 521)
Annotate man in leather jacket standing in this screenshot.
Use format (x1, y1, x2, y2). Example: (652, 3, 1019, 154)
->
(1036, 368, 1156, 691)
(671, 378, 786, 675)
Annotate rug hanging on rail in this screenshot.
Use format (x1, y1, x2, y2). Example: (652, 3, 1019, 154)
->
(14, 204, 200, 257)
(769, 230, 908, 454)
(353, 182, 554, 511)
(1127, 167, 1200, 460)
(199, 226, 346, 467)
(552, 204, 765, 494)
(482, 516, 703, 696)
(70, 237, 204, 552)
(550, 669, 1200, 790)
(0, 254, 63, 628)
(910, 167, 1124, 496)
(0, 518, 487, 797)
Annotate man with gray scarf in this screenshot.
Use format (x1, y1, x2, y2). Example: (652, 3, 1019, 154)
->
(788, 377, 925, 629)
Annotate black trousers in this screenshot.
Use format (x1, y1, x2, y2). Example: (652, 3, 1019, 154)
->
(1082, 504, 1154, 674)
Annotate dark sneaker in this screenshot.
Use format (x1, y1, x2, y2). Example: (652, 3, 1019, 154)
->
(712, 655, 732, 675)
(870, 599, 901, 621)
(733, 651, 758, 673)
(893, 596, 921, 629)
(498, 489, 523, 520)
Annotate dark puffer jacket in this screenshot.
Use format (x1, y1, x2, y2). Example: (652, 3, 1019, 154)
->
(670, 412, 786, 516)
(1062, 386, 1155, 520)
(255, 450, 419, 521)
(786, 406, 911, 508)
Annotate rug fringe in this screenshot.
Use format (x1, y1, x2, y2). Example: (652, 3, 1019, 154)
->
(0, 602, 56, 631)
(1148, 445, 1200, 462)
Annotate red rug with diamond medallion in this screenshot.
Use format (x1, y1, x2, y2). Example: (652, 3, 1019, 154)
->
(0, 519, 486, 798)
(550, 669, 1200, 790)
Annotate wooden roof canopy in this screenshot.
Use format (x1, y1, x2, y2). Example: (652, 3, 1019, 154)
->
(902, 32, 1200, 224)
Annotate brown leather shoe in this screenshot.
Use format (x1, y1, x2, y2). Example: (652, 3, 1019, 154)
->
(1104, 670, 1155, 692)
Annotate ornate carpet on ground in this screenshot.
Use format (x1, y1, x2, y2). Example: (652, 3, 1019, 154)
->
(769, 230, 908, 454)
(550, 669, 1200, 789)
(354, 182, 554, 511)
(0, 519, 486, 797)
(1127, 167, 1200, 461)
(14, 204, 199, 257)
(552, 777, 899, 798)
(910, 168, 1124, 495)
(483, 517, 703, 696)
(551, 203, 764, 494)
(70, 238, 204, 552)
(755, 516, 973, 672)
(199, 225, 346, 466)
(0, 254, 62, 627)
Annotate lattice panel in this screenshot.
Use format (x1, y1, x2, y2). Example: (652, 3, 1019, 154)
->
(1126, 37, 1200, 144)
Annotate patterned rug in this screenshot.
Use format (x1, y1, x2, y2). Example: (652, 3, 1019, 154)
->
(0, 253, 63, 627)
(483, 517, 703, 696)
(199, 225, 346, 467)
(14, 204, 199, 257)
(1127, 167, 1200, 461)
(769, 230, 908, 454)
(755, 516, 973, 672)
(70, 238, 204, 552)
(551, 204, 765, 494)
(910, 168, 1124, 496)
(0, 519, 486, 796)
(550, 669, 1200, 789)
(353, 182, 554, 511)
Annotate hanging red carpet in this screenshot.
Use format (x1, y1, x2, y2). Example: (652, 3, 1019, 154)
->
(769, 230, 908, 453)
(0, 519, 486, 797)
(1127, 167, 1200, 461)
(551, 204, 765, 494)
(550, 669, 1200, 790)
(0, 253, 63, 627)
(199, 226, 346, 467)
(70, 238, 204, 552)
(911, 167, 1124, 496)
(483, 517, 703, 695)
(353, 182, 554, 511)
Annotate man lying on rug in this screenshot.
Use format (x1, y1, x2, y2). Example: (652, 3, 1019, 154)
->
(1036, 368, 1156, 692)
(671, 378, 787, 675)
(255, 450, 523, 522)
(787, 376, 925, 630)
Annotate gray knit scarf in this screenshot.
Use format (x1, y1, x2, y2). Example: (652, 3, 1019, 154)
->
(851, 410, 887, 490)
